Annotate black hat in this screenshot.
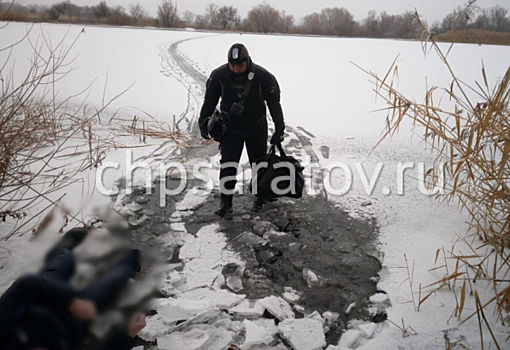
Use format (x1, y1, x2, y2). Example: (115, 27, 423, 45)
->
(228, 43, 250, 65)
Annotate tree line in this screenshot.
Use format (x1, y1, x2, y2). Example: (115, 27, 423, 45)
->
(1, 1, 509, 40)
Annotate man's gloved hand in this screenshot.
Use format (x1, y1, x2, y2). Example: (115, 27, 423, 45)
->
(199, 119, 210, 140)
(270, 128, 284, 145)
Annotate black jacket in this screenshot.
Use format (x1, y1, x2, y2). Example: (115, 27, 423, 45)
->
(0, 275, 136, 350)
(199, 61, 285, 133)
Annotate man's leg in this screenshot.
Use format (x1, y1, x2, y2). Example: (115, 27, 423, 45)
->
(246, 124, 269, 211)
(218, 131, 244, 216)
(245, 126, 268, 166)
(40, 227, 88, 282)
(81, 249, 140, 312)
(40, 247, 76, 282)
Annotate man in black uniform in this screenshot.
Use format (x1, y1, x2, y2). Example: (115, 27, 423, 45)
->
(199, 43, 285, 216)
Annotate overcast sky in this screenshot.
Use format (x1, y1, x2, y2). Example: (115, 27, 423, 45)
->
(21, 0, 510, 23)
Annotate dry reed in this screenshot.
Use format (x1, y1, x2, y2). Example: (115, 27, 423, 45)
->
(0, 19, 183, 239)
(358, 10, 510, 346)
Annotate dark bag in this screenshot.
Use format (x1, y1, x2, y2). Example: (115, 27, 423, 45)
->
(206, 109, 227, 141)
(250, 143, 305, 200)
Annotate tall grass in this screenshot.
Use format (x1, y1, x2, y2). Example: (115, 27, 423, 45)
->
(437, 29, 510, 46)
(0, 24, 117, 239)
(0, 17, 186, 240)
(359, 11, 510, 346)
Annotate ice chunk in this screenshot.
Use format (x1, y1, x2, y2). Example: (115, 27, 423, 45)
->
(253, 221, 277, 236)
(259, 296, 294, 321)
(125, 202, 143, 212)
(369, 292, 390, 304)
(230, 300, 265, 317)
(235, 231, 268, 246)
(175, 188, 208, 211)
(158, 304, 194, 325)
(243, 320, 274, 349)
(358, 322, 378, 339)
(278, 319, 326, 350)
(252, 319, 278, 337)
(323, 311, 340, 327)
(186, 270, 221, 290)
(180, 288, 246, 309)
(157, 327, 210, 350)
(303, 268, 320, 287)
(138, 314, 171, 342)
(337, 329, 362, 348)
(306, 311, 325, 326)
(282, 287, 301, 304)
(226, 276, 243, 292)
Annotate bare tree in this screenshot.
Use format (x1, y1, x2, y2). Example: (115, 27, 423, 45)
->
(395, 11, 422, 38)
(320, 7, 356, 36)
(299, 7, 356, 36)
(93, 0, 109, 19)
(300, 13, 323, 34)
(129, 2, 147, 24)
(216, 5, 239, 29)
(487, 6, 510, 32)
(194, 14, 208, 28)
(108, 5, 129, 25)
(379, 11, 396, 37)
(47, 1, 70, 21)
(182, 10, 195, 25)
(363, 10, 380, 37)
(279, 11, 294, 33)
(246, 2, 281, 33)
(204, 3, 219, 27)
(440, 1, 479, 32)
(157, 0, 178, 28)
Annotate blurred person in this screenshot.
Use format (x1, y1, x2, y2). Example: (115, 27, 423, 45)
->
(0, 227, 145, 350)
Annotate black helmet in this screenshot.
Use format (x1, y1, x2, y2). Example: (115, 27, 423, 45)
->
(228, 43, 250, 65)
(207, 109, 227, 141)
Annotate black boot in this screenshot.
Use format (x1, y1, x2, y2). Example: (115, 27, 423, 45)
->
(56, 227, 88, 251)
(215, 194, 233, 217)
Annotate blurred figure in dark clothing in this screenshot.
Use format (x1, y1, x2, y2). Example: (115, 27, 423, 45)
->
(0, 227, 145, 350)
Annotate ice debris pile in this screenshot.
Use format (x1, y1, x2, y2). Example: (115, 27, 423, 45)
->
(97, 185, 388, 349)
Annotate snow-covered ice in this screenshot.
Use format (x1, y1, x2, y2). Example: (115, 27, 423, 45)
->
(259, 296, 295, 321)
(278, 318, 327, 350)
(230, 300, 265, 318)
(242, 319, 274, 349)
(1, 21, 509, 349)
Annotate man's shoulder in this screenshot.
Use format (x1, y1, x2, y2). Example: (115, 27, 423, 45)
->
(254, 63, 270, 75)
(210, 64, 229, 76)
(253, 64, 274, 79)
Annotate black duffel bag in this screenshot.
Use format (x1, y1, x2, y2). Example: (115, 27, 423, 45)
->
(250, 143, 305, 200)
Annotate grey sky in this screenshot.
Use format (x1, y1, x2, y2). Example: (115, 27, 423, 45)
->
(20, 0, 510, 23)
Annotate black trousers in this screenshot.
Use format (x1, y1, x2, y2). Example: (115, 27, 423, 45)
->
(43, 247, 139, 311)
(219, 124, 268, 196)
(46, 248, 140, 348)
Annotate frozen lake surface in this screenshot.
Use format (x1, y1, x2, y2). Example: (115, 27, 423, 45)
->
(1, 22, 509, 349)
